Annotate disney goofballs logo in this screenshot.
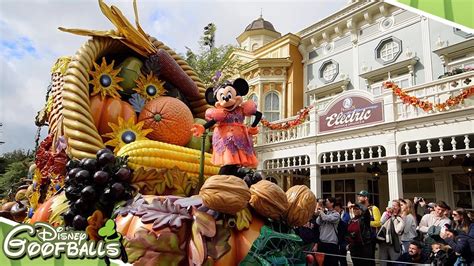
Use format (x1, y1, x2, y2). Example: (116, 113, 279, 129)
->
(3, 222, 121, 260)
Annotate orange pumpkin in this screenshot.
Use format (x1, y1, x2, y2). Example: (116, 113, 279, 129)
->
(138, 97, 193, 146)
(114, 195, 264, 265)
(90, 95, 136, 135)
(30, 195, 56, 224)
(213, 216, 264, 265)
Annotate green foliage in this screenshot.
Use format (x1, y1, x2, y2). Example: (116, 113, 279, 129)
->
(184, 23, 241, 88)
(0, 149, 34, 196)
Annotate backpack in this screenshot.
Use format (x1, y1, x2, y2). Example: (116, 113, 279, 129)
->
(336, 218, 348, 244)
(347, 218, 362, 244)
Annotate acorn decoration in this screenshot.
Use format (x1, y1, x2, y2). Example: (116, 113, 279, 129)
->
(249, 180, 288, 220)
(199, 175, 250, 215)
(285, 185, 316, 227)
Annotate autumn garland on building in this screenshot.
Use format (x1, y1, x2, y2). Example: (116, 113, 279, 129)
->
(260, 105, 314, 130)
(383, 81, 474, 112)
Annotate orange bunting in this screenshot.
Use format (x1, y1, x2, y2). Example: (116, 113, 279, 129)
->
(383, 81, 474, 112)
(260, 105, 314, 130)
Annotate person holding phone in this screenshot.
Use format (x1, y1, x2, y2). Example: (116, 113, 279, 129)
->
(378, 200, 405, 266)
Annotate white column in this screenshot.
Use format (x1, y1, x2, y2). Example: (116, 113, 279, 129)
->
(310, 165, 322, 197)
(352, 37, 360, 89)
(309, 108, 317, 135)
(387, 159, 403, 200)
(383, 88, 397, 123)
(420, 16, 433, 82)
(258, 81, 264, 111)
(282, 81, 287, 118)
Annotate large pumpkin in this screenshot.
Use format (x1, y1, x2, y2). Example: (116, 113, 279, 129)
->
(90, 95, 136, 135)
(213, 217, 265, 265)
(30, 194, 56, 224)
(138, 97, 193, 146)
(114, 195, 264, 265)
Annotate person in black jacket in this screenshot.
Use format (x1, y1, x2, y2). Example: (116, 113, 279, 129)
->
(441, 223, 474, 265)
(395, 240, 429, 266)
(295, 213, 320, 247)
(346, 203, 372, 266)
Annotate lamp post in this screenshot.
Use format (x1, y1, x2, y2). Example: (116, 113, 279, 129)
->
(203, 23, 216, 50)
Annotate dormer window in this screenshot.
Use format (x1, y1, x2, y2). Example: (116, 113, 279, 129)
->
(375, 37, 402, 64)
(319, 60, 339, 83)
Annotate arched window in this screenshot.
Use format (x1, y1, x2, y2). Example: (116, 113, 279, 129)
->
(264, 92, 280, 122)
(248, 93, 258, 108)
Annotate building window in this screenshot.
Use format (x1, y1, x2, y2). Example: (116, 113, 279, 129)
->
(322, 179, 356, 205)
(245, 93, 259, 125)
(264, 92, 280, 122)
(367, 179, 380, 207)
(452, 174, 473, 209)
(375, 37, 402, 65)
(369, 73, 410, 96)
(319, 59, 339, 83)
(248, 93, 258, 107)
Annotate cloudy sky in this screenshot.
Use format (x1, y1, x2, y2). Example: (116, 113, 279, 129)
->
(0, 0, 347, 154)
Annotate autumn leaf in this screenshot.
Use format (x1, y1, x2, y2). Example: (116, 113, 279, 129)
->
(174, 196, 203, 208)
(132, 167, 168, 195)
(193, 208, 216, 238)
(48, 193, 69, 226)
(123, 228, 185, 264)
(188, 207, 217, 265)
(206, 222, 231, 260)
(135, 198, 192, 231)
(235, 207, 252, 230)
(168, 167, 193, 196)
(114, 194, 146, 217)
(189, 221, 206, 265)
(134, 250, 184, 266)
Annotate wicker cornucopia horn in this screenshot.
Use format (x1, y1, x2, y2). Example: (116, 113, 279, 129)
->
(57, 0, 211, 159)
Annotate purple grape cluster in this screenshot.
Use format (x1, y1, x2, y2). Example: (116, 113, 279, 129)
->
(62, 149, 133, 230)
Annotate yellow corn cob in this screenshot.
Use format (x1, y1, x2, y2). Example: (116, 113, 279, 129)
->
(118, 140, 212, 159)
(126, 157, 219, 176)
(122, 147, 214, 165)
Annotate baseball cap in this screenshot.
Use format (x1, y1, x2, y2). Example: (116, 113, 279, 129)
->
(427, 202, 436, 208)
(357, 190, 369, 197)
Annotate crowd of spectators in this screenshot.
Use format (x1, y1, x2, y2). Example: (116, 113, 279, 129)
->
(299, 191, 474, 266)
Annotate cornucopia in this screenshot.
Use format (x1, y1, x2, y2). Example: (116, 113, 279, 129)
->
(0, 1, 318, 265)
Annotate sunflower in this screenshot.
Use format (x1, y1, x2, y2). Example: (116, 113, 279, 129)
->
(89, 57, 124, 99)
(134, 72, 166, 101)
(103, 117, 153, 152)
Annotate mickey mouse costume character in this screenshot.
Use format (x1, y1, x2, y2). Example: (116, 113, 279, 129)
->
(192, 78, 262, 176)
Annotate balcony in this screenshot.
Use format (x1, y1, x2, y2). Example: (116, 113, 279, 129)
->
(393, 71, 473, 120)
(255, 70, 474, 147)
(257, 115, 312, 145)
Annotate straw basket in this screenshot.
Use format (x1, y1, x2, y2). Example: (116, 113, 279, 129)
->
(61, 35, 211, 159)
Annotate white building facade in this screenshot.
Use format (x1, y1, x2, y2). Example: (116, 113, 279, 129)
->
(254, 1, 474, 210)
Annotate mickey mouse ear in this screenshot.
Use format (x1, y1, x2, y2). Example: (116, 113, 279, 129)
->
(233, 78, 249, 96)
(205, 87, 216, 106)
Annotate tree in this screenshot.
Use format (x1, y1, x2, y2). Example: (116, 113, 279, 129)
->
(184, 23, 241, 88)
(0, 149, 34, 196)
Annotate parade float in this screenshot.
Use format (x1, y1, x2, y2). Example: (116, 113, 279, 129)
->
(0, 1, 317, 265)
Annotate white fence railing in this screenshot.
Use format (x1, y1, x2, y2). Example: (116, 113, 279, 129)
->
(394, 71, 473, 120)
(255, 71, 474, 146)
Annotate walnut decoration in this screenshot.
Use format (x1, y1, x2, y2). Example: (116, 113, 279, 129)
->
(249, 180, 289, 220)
(199, 175, 250, 215)
(285, 185, 316, 227)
